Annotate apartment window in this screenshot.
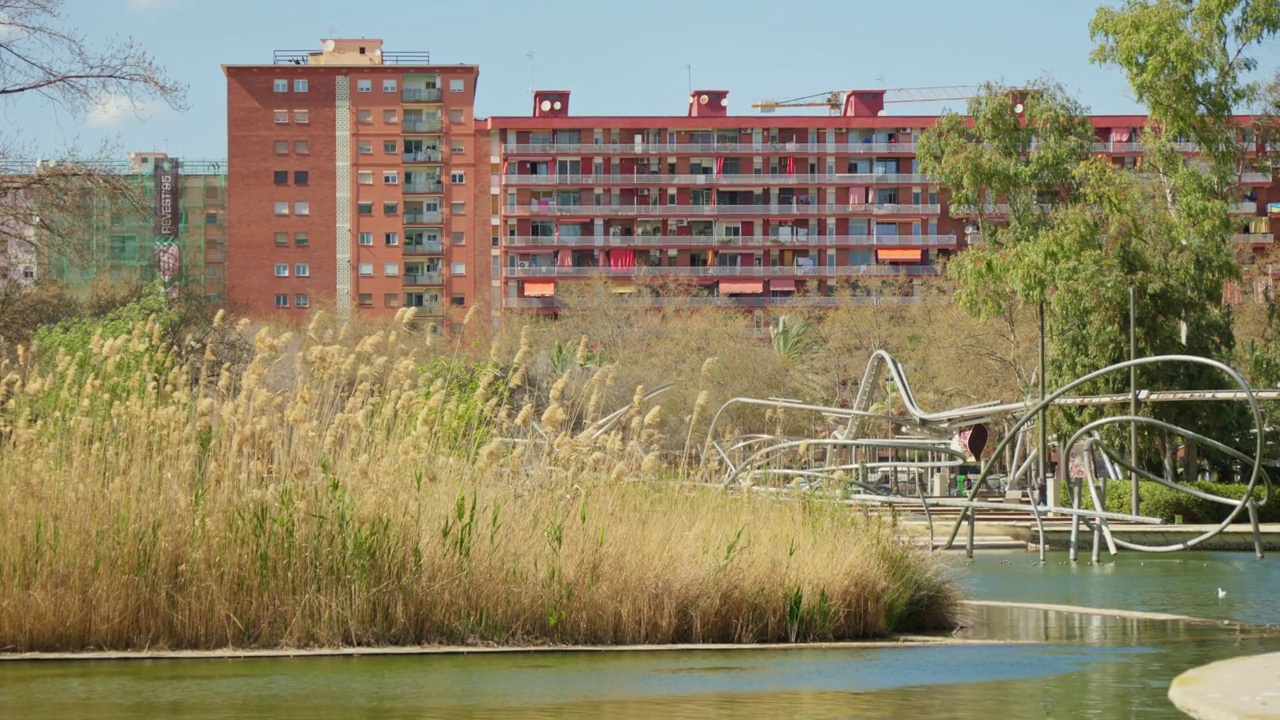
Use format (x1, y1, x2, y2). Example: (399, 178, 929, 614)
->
(450, 171, 465, 184)
(358, 232, 373, 246)
(357, 109, 372, 124)
(274, 140, 289, 154)
(450, 141, 465, 155)
(449, 108, 464, 123)
(274, 231, 289, 246)
(205, 212, 219, 225)
(275, 294, 289, 308)
(383, 109, 398, 124)
(384, 232, 399, 246)
(451, 295, 465, 306)
(295, 294, 310, 308)
(357, 78, 372, 93)
(294, 201, 310, 216)
(294, 109, 309, 124)
(358, 262, 373, 276)
(450, 201, 465, 215)
(273, 79, 288, 92)
(383, 79, 397, 92)
(450, 262, 466, 276)
(274, 201, 289, 216)
(383, 201, 399, 215)
(294, 79, 308, 92)
(491, 235, 500, 248)
(383, 140, 397, 154)
(449, 78, 464, 93)
(384, 293, 399, 308)
(207, 266, 219, 279)
(358, 140, 373, 155)
(273, 109, 288, 124)
(357, 170, 373, 184)
(357, 202, 373, 215)
(358, 293, 373, 307)
(295, 232, 309, 246)
(294, 263, 310, 277)
(294, 170, 309, 185)
(383, 171, 399, 185)
(274, 170, 289, 185)
(450, 231, 465, 245)
(294, 140, 309, 154)
(274, 263, 289, 277)
(384, 263, 399, 277)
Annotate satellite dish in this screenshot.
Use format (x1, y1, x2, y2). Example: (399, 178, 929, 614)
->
(1014, 103, 1025, 114)
(719, 97, 727, 107)
(323, 39, 336, 52)
(699, 94, 709, 105)
(540, 99, 551, 112)
(373, 48, 383, 59)
(964, 225, 974, 235)
(552, 100, 562, 110)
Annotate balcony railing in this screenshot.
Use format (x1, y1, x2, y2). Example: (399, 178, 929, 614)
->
(503, 234, 957, 248)
(403, 149, 442, 162)
(1241, 172, 1272, 184)
(503, 295, 932, 309)
(402, 88, 442, 102)
(403, 120, 442, 133)
(502, 141, 919, 155)
(503, 264, 940, 279)
(1233, 233, 1274, 243)
(508, 203, 940, 217)
(403, 271, 444, 285)
(404, 303, 443, 316)
(404, 240, 444, 254)
(404, 181, 443, 193)
(500, 172, 935, 186)
(404, 210, 443, 224)
(1231, 202, 1258, 214)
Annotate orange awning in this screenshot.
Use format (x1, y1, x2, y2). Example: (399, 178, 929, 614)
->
(720, 280, 764, 295)
(524, 280, 556, 297)
(770, 279, 797, 292)
(876, 248, 923, 263)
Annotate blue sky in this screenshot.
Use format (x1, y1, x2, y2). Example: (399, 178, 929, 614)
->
(5, 0, 1277, 160)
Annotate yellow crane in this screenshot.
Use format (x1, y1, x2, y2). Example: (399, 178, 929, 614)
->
(752, 86, 989, 114)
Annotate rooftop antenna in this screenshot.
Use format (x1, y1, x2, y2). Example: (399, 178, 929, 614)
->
(686, 62, 692, 94)
(875, 75, 885, 88)
(326, 24, 337, 37)
(526, 51, 535, 96)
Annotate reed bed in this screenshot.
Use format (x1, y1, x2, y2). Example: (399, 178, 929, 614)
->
(0, 306, 959, 652)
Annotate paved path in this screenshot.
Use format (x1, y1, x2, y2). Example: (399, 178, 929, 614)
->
(1170, 651, 1280, 719)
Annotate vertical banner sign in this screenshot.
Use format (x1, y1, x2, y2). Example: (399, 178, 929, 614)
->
(153, 157, 181, 299)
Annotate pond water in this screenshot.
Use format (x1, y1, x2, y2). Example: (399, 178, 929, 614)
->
(2, 551, 1277, 719)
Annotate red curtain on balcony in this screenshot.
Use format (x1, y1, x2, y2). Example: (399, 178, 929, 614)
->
(1110, 129, 1130, 142)
(876, 248, 923, 263)
(557, 250, 573, 267)
(525, 281, 556, 297)
(720, 280, 764, 295)
(715, 157, 724, 174)
(610, 249, 635, 269)
(787, 156, 795, 175)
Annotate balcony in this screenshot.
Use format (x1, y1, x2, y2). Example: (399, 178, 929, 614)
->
(503, 264, 940, 279)
(402, 88, 442, 102)
(503, 234, 957, 248)
(1231, 202, 1258, 215)
(507, 203, 941, 218)
(404, 240, 444, 254)
(1234, 233, 1275, 244)
(404, 303, 443, 316)
(500, 172, 935, 187)
(501, 141, 919, 155)
(403, 149, 443, 163)
(404, 180, 443, 194)
(404, 271, 444, 285)
(1241, 172, 1272, 185)
(403, 120, 442, 133)
(404, 210, 443, 224)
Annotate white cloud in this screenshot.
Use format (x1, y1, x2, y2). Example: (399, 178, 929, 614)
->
(125, 0, 181, 12)
(85, 93, 170, 127)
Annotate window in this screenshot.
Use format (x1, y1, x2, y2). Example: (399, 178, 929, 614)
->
(384, 293, 399, 308)
(358, 140, 372, 155)
(451, 295, 466, 306)
(294, 201, 310, 216)
(450, 201, 465, 215)
(205, 212, 219, 225)
(274, 140, 289, 154)
(384, 232, 399, 246)
(383, 201, 399, 215)
(384, 263, 399, 277)
(294, 78, 308, 92)
(450, 171, 465, 184)
(357, 109, 372, 124)
(383, 79, 397, 92)
(274, 232, 289, 246)
(450, 262, 466, 276)
(383, 171, 399, 185)
(383, 140, 397, 154)
(358, 293, 373, 307)
(383, 109, 398, 124)
(294, 170, 309, 185)
(294, 110, 309, 124)
(295, 294, 310, 308)
(358, 262, 373, 276)
(274, 201, 289, 216)
(449, 109, 464, 123)
(274, 263, 289, 277)
(357, 79, 372, 93)
(295, 232, 309, 246)
(273, 79, 288, 92)
(357, 202, 373, 215)
(357, 170, 373, 184)
(294, 140, 309, 154)
(207, 266, 219, 278)
(295, 263, 310, 277)
(358, 232, 373, 246)
(274, 109, 288, 124)
(491, 235, 500, 248)
(275, 294, 290, 308)
(450, 141, 465, 155)
(274, 170, 289, 185)
(450, 231, 465, 245)
(449, 78, 464, 93)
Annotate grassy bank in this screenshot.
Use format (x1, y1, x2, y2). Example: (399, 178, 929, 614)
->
(0, 302, 959, 652)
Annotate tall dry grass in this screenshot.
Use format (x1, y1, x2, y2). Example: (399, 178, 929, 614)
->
(0, 306, 959, 652)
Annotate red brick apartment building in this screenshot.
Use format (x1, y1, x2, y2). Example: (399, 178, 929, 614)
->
(483, 89, 1276, 318)
(225, 39, 490, 329)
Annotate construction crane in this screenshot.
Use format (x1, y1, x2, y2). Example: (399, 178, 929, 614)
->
(752, 86, 989, 114)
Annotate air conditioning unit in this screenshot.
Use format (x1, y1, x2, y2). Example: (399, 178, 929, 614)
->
(676, 219, 688, 227)
(741, 128, 752, 134)
(518, 261, 529, 268)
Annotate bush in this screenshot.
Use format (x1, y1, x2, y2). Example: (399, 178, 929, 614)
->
(1093, 479, 1278, 524)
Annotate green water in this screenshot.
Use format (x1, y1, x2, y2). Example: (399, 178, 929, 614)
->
(2, 552, 1276, 719)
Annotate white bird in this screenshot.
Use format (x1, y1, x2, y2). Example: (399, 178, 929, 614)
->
(1218, 588, 1227, 599)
